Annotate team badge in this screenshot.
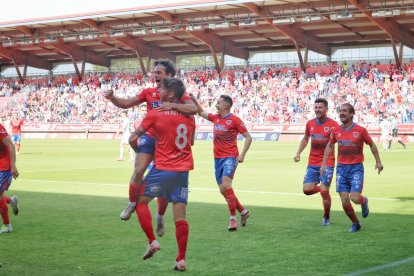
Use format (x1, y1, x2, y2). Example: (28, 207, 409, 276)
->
(216, 119, 219, 123)
(152, 92, 156, 97)
(324, 127, 329, 132)
(226, 120, 232, 125)
(353, 132, 359, 138)
(310, 127, 314, 131)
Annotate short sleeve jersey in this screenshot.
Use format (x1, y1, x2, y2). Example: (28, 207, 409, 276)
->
(140, 110, 195, 171)
(0, 124, 11, 170)
(305, 117, 338, 167)
(137, 87, 192, 137)
(329, 123, 373, 164)
(11, 119, 24, 135)
(207, 113, 248, 158)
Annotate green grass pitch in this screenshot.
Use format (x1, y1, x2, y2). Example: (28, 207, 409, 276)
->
(1, 139, 413, 275)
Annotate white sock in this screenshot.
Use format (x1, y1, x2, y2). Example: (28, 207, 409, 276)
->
(240, 209, 248, 216)
(230, 215, 237, 220)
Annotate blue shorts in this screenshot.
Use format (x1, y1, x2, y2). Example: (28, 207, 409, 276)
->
(303, 165, 334, 186)
(136, 134, 156, 154)
(11, 134, 21, 143)
(141, 167, 189, 204)
(214, 157, 238, 185)
(0, 171, 12, 192)
(336, 163, 364, 193)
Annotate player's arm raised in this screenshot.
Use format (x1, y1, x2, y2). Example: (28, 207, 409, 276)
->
(320, 141, 334, 176)
(2, 135, 19, 179)
(294, 135, 310, 162)
(237, 131, 252, 163)
(188, 94, 208, 120)
(104, 88, 141, 109)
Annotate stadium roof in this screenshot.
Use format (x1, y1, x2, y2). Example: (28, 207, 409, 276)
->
(1, 0, 414, 81)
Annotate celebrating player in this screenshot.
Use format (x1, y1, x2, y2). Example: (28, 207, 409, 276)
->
(104, 59, 197, 238)
(294, 98, 338, 226)
(129, 78, 194, 271)
(190, 94, 252, 231)
(320, 103, 383, 233)
(10, 113, 24, 155)
(0, 123, 19, 234)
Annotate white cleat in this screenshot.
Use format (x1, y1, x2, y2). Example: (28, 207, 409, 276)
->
(120, 203, 136, 221)
(173, 260, 186, 271)
(10, 196, 19, 216)
(143, 240, 160, 260)
(0, 224, 13, 234)
(156, 214, 165, 237)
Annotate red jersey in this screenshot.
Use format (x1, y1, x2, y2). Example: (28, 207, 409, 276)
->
(305, 117, 338, 167)
(329, 123, 373, 164)
(0, 124, 11, 171)
(207, 113, 248, 158)
(136, 87, 191, 137)
(11, 118, 24, 135)
(140, 110, 195, 171)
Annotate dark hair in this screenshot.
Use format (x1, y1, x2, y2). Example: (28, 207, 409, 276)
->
(154, 59, 177, 77)
(220, 95, 233, 108)
(162, 78, 185, 100)
(341, 103, 355, 114)
(314, 98, 328, 107)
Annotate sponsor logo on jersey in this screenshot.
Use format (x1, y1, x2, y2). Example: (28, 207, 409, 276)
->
(151, 101, 160, 108)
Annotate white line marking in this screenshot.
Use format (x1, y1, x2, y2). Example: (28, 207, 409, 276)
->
(18, 179, 401, 201)
(345, 256, 414, 276)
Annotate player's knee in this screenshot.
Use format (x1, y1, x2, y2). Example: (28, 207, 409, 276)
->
(303, 189, 313, 195)
(350, 195, 360, 204)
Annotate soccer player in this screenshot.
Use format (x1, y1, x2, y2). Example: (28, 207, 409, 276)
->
(0, 123, 19, 234)
(10, 113, 24, 155)
(379, 115, 392, 151)
(104, 59, 197, 237)
(294, 98, 339, 226)
(389, 113, 406, 150)
(320, 103, 383, 233)
(190, 94, 252, 231)
(115, 112, 134, 161)
(129, 78, 194, 271)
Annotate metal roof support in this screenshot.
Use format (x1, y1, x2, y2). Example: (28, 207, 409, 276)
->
(209, 46, 221, 74)
(391, 40, 401, 68)
(294, 42, 306, 72)
(71, 56, 82, 82)
(220, 43, 226, 71)
(399, 44, 404, 65)
(135, 49, 146, 75)
(0, 46, 52, 70)
(12, 58, 24, 83)
(146, 48, 153, 74)
(303, 48, 309, 67)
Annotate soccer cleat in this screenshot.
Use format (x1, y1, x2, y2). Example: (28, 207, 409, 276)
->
(240, 210, 250, 227)
(320, 217, 330, 226)
(0, 224, 13, 234)
(142, 240, 160, 260)
(361, 197, 369, 218)
(228, 219, 238, 231)
(173, 260, 186, 271)
(156, 214, 165, 237)
(10, 196, 19, 216)
(119, 203, 136, 221)
(348, 222, 361, 233)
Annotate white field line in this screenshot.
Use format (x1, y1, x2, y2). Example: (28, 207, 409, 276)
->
(18, 179, 400, 201)
(345, 256, 414, 276)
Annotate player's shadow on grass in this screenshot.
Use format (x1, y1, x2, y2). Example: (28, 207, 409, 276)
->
(395, 197, 414, 201)
(3, 190, 414, 276)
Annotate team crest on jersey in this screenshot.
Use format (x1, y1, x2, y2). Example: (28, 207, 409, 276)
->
(226, 120, 232, 125)
(353, 132, 360, 138)
(216, 119, 220, 123)
(310, 127, 314, 131)
(152, 92, 157, 97)
(324, 127, 329, 132)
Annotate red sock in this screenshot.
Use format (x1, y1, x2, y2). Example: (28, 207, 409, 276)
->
(320, 190, 331, 218)
(304, 185, 320, 195)
(136, 203, 156, 243)
(17, 144, 21, 152)
(0, 198, 10, 224)
(359, 195, 366, 205)
(157, 197, 168, 216)
(343, 204, 359, 223)
(224, 188, 237, 216)
(175, 220, 189, 262)
(4, 196, 11, 204)
(129, 183, 141, 203)
(235, 198, 244, 213)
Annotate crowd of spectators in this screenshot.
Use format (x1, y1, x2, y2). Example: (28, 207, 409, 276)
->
(1, 60, 414, 125)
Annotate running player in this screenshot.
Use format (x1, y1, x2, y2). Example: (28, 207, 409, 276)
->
(0, 123, 19, 234)
(294, 98, 339, 226)
(10, 113, 24, 155)
(320, 103, 383, 233)
(190, 94, 252, 231)
(129, 78, 194, 271)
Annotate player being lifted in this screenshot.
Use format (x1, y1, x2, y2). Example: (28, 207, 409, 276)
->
(320, 103, 383, 233)
(104, 59, 196, 238)
(129, 78, 194, 271)
(294, 98, 338, 226)
(190, 94, 252, 231)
